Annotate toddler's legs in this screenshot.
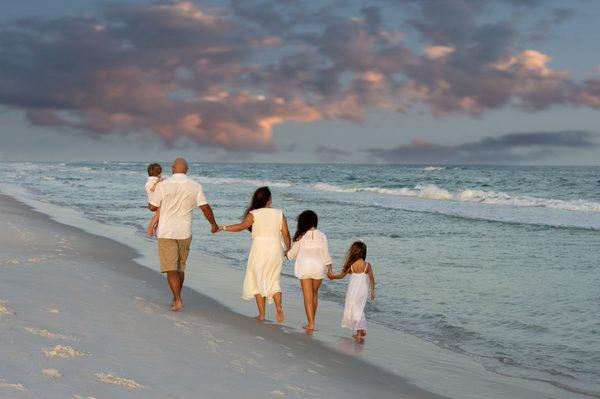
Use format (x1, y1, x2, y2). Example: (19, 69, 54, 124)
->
(146, 209, 160, 236)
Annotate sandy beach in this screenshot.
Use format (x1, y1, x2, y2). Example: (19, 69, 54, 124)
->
(0, 193, 445, 399)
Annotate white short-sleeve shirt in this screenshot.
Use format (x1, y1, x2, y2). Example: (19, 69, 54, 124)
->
(149, 173, 208, 239)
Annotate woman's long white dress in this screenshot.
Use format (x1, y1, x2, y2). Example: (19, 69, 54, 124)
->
(286, 229, 332, 280)
(341, 263, 369, 331)
(242, 208, 284, 304)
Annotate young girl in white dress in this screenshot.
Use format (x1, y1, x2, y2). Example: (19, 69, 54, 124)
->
(219, 187, 291, 323)
(328, 241, 375, 340)
(286, 210, 333, 332)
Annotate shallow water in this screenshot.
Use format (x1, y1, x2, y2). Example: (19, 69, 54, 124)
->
(1, 161, 599, 396)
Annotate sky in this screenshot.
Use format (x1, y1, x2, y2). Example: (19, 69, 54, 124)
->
(1, 0, 600, 164)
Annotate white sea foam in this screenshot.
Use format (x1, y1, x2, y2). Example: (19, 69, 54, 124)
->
(313, 183, 600, 212)
(424, 166, 446, 171)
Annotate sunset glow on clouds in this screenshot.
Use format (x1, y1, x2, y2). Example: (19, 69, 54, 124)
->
(1, 0, 600, 154)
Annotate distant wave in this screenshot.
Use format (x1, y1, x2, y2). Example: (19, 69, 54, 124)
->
(423, 166, 446, 171)
(313, 183, 600, 213)
(196, 176, 292, 188)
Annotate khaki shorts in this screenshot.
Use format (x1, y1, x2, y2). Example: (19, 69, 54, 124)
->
(158, 236, 192, 273)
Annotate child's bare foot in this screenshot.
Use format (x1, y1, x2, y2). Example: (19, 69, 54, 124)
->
(276, 308, 284, 323)
(170, 300, 182, 311)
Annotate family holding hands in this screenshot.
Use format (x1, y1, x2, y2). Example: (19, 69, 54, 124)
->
(147, 158, 375, 340)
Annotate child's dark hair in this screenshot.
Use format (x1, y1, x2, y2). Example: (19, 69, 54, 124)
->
(147, 163, 162, 177)
(294, 210, 318, 242)
(243, 186, 272, 231)
(342, 241, 367, 273)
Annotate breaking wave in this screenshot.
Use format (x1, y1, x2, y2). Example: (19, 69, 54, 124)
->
(313, 183, 600, 213)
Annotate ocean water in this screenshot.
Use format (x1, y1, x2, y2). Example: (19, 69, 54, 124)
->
(1, 161, 599, 396)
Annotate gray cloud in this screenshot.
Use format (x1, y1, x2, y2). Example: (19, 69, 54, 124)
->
(0, 1, 599, 153)
(366, 131, 599, 164)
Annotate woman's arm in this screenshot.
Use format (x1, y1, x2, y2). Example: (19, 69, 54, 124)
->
(220, 213, 254, 232)
(286, 239, 300, 260)
(281, 214, 291, 252)
(367, 263, 376, 300)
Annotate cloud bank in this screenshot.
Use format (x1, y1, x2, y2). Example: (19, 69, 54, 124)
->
(366, 131, 599, 164)
(0, 0, 599, 152)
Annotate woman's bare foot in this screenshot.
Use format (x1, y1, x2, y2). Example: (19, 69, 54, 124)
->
(302, 325, 315, 333)
(255, 315, 265, 321)
(170, 300, 183, 312)
(276, 308, 284, 323)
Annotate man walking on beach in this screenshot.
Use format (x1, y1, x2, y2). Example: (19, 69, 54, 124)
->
(148, 158, 219, 311)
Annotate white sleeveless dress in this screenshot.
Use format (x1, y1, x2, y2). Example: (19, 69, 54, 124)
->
(341, 263, 369, 331)
(242, 208, 284, 304)
(287, 229, 332, 280)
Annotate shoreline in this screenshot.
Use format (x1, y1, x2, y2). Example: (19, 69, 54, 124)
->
(0, 188, 595, 399)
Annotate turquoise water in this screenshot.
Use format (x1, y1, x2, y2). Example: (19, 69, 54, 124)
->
(1, 162, 599, 396)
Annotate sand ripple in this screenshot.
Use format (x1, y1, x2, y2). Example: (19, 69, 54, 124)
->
(25, 327, 76, 340)
(0, 379, 26, 391)
(0, 305, 14, 315)
(95, 373, 143, 388)
(43, 345, 87, 358)
(42, 368, 62, 378)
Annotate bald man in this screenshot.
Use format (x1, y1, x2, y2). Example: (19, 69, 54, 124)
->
(148, 158, 218, 311)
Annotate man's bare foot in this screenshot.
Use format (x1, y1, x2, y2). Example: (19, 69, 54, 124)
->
(255, 315, 265, 321)
(302, 325, 315, 332)
(170, 300, 183, 311)
(276, 308, 284, 323)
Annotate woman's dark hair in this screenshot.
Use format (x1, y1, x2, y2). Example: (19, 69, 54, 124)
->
(243, 186, 272, 231)
(342, 241, 367, 273)
(293, 210, 318, 242)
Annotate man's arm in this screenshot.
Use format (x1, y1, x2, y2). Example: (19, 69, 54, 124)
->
(199, 204, 219, 233)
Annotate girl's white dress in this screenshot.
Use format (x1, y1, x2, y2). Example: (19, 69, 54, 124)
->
(243, 208, 284, 304)
(341, 263, 370, 331)
(286, 229, 332, 280)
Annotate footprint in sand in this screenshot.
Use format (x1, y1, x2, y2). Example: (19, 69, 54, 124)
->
(42, 369, 62, 378)
(43, 345, 87, 359)
(0, 379, 26, 392)
(227, 360, 246, 374)
(285, 385, 305, 393)
(95, 373, 144, 389)
(25, 327, 76, 340)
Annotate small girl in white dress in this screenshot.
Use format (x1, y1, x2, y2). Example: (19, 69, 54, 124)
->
(328, 241, 375, 340)
(286, 210, 333, 332)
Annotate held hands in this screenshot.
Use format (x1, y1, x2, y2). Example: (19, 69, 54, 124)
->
(210, 224, 219, 234)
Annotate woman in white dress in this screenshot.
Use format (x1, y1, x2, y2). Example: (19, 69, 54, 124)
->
(219, 187, 291, 323)
(328, 241, 375, 340)
(286, 210, 333, 332)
